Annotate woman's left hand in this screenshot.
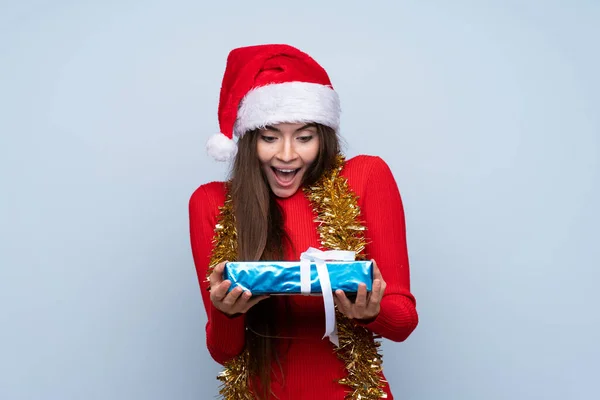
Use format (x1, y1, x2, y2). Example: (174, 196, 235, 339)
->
(334, 259, 386, 322)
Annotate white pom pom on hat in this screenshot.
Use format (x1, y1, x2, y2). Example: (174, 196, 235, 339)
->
(206, 132, 237, 162)
(205, 44, 341, 162)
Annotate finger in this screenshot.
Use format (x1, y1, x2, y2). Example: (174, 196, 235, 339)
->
(354, 283, 368, 313)
(369, 259, 386, 301)
(228, 289, 252, 313)
(210, 279, 232, 302)
(335, 290, 353, 316)
(209, 261, 227, 287)
(221, 285, 244, 307)
(334, 294, 352, 319)
(368, 278, 384, 308)
(371, 259, 383, 281)
(238, 289, 253, 305)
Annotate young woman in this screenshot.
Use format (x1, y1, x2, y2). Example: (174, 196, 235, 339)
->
(189, 44, 418, 400)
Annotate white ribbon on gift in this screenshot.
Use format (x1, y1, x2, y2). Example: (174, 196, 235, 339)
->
(299, 247, 356, 347)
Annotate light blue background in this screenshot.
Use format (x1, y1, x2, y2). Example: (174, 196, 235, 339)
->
(1, 1, 599, 399)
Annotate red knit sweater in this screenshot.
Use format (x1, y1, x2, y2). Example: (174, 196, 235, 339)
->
(189, 155, 418, 399)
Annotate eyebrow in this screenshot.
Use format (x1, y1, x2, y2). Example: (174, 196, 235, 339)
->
(263, 123, 317, 133)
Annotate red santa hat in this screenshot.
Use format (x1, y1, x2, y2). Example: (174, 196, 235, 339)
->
(206, 44, 341, 161)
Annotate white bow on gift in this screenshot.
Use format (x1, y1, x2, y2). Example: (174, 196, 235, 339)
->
(299, 247, 356, 347)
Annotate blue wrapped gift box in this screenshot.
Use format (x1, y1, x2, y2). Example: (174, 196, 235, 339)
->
(223, 261, 373, 295)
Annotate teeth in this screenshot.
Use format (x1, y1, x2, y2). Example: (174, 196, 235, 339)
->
(276, 169, 295, 173)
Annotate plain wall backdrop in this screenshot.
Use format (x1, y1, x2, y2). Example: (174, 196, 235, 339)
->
(1, 1, 599, 399)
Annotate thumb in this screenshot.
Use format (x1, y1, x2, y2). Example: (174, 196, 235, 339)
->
(209, 261, 227, 287)
(371, 259, 382, 281)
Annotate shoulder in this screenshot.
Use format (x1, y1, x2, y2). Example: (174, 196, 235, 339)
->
(343, 154, 391, 172)
(189, 181, 228, 216)
(342, 154, 397, 191)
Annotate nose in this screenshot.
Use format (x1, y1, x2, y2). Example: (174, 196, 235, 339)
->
(276, 137, 298, 163)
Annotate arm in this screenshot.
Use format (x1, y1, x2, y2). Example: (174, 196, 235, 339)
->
(189, 184, 247, 364)
(359, 157, 419, 342)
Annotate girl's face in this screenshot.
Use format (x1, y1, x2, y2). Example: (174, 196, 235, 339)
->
(256, 122, 320, 198)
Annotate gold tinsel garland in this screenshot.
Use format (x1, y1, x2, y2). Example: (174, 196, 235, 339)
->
(205, 188, 254, 399)
(205, 155, 386, 399)
(304, 155, 387, 399)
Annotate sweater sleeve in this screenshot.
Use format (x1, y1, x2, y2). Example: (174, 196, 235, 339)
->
(358, 157, 419, 342)
(189, 183, 247, 364)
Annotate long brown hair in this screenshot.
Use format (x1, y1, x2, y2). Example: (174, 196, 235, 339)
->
(229, 123, 340, 399)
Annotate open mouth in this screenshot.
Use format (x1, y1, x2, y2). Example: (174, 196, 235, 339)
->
(271, 167, 300, 185)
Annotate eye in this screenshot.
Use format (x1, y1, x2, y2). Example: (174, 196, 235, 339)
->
(297, 135, 314, 143)
(260, 135, 277, 143)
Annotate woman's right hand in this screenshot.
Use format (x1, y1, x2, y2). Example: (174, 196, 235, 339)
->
(209, 261, 269, 317)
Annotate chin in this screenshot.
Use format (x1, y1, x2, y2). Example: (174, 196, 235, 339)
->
(272, 186, 300, 198)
